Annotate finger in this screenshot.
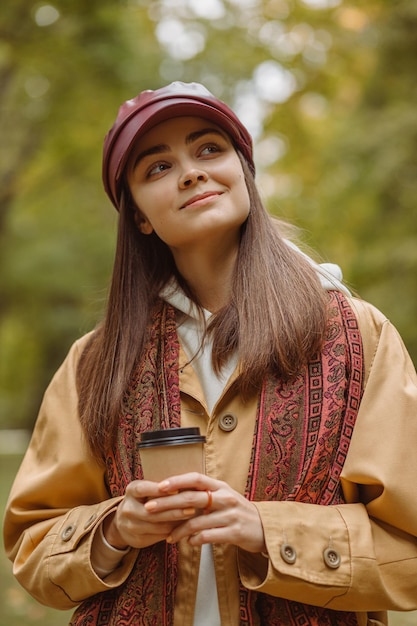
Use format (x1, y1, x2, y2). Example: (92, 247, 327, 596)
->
(125, 479, 166, 500)
(144, 488, 216, 515)
(144, 498, 196, 518)
(120, 490, 196, 525)
(114, 507, 188, 549)
(157, 473, 222, 494)
(123, 523, 176, 549)
(166, 513, 217, 545)
(166, 499, 266, 553)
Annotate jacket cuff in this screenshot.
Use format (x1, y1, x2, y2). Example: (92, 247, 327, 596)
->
(238, 501, 354, 606)
(91, 512, 131, 578)
(48, 497, 138, 602)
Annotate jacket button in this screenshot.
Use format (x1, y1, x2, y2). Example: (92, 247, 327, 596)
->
(280, 543, 297, 564)
(323, 547, 341, 569)
(218, 413, 238, 432)
(84, 513, 98, 529)
(61, 524, 77, 542)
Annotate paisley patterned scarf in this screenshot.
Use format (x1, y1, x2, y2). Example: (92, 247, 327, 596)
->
(70, 291, 363, 626)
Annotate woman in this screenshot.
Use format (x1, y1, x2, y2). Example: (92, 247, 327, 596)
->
(4, 81, 417, 626)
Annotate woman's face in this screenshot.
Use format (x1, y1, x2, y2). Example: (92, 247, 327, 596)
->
(126, 116, 250, 254)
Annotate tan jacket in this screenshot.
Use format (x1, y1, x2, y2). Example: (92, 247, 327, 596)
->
(4, 297, 417, 626)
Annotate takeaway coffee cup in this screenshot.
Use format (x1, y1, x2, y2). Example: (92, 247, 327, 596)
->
(138, 427, 206, 482)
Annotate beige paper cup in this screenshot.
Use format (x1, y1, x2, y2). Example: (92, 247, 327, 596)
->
(138, 427, 206, 482)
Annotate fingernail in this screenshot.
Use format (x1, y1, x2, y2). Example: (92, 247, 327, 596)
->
(144, 500, 157, 511)
(158, 480, 170, 490)
(183, 508, 196, 516)
(166, 535, 174, 543)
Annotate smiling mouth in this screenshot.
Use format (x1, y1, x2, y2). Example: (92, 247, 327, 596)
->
(181, 191, 223, 209)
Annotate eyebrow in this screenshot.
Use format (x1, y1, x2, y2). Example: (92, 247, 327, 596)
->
(131, 127, 227, 170)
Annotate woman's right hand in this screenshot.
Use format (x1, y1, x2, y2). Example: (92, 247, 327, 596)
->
(102, 479, 197, 549)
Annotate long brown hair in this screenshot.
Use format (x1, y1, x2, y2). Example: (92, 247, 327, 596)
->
(77, 154, 328, 459)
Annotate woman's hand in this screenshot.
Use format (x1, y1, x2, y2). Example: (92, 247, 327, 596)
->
(103, 479, 198, 550)
(144, 472, 267, 554)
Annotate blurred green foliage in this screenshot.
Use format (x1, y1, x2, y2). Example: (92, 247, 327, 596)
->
(0, 0, 416, 430)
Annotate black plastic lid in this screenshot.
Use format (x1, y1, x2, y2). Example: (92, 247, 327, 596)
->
(137, 427, 206, 448)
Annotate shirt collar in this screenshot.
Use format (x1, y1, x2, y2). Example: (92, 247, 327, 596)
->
(160, 278, 211, 322)
(159, 243, 350, 319)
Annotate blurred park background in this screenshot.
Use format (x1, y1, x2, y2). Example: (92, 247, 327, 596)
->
(0, 0, 416, 624)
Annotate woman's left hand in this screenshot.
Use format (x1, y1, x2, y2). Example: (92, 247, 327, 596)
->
(143, 472, 266, 554)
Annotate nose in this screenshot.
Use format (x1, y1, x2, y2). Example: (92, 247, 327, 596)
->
(178, 167, 208, 189)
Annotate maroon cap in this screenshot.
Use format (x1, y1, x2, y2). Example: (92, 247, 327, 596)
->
(102, 81, 254, 209)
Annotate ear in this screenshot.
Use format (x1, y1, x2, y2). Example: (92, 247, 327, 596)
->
(134, 210, 154, 235)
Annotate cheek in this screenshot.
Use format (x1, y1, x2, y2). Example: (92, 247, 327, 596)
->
(130, 187, 159, 225)
(131, 189, 172, 239)
(222, 156, 250, 211)
(234, 173, 250, 215)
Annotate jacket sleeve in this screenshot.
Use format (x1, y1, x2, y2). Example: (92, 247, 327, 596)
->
(2, 335, 138, 610)
(238, 300, 417, 611)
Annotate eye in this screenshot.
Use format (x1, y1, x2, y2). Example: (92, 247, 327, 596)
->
(146, 161, 171, 178)
(199, 143, 223, 158)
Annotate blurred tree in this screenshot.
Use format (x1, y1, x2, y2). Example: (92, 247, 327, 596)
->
(0, 0, 163, 426)
(261, 0, 417, 358)
(329, 0, 417, 358)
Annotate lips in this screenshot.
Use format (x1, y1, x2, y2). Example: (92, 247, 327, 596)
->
(180, 190, 223, 209)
